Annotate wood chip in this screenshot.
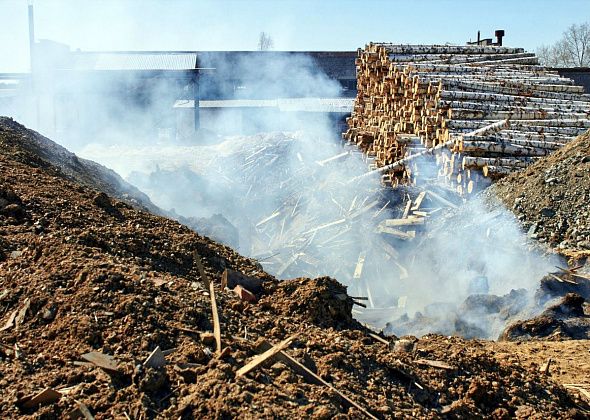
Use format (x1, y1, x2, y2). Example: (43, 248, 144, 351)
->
(415, 358, 455, 370)
(19, 388, 62, 408)
(143, 346, 166, 369)
(80, 351, 119, 373)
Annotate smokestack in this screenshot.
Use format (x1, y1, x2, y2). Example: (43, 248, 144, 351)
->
(495, 29, 505, 46)
(477, 30, 481, 45)
(28, 1, 35, 73)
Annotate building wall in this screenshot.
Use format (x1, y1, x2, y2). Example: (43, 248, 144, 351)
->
(555, 68, 590, 93)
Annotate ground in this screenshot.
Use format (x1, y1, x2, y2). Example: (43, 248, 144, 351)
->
(0, 118, 589, 418)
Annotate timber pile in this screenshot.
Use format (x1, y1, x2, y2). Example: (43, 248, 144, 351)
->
(343, 43, 590, 194)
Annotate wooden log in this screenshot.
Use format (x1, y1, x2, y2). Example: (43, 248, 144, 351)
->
(459, 140, 552, 156)
(482, 165, 517, 177)
(439, 89, 590, 106)
(380, 44, 525, 55)
(462, 156, 538, 169)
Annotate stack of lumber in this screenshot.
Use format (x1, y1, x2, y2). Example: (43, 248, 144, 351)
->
(343, 43, 590, 194)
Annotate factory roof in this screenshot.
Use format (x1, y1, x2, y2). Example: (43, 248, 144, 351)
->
(69, 51, 199, 71)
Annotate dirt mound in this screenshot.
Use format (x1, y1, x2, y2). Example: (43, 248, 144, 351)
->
(0, 119, 588, 418)
(0, 117, 160, 214)
(260, 276, 358, 329)
(501, 293, 590, 341)
(492, 129, 590, 259)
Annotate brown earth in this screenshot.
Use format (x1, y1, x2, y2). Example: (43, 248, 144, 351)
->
(1, 118, 590, 418)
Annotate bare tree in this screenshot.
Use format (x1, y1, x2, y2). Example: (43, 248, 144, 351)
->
(537, 22, 590, 67)
(257, 32, 274, 51)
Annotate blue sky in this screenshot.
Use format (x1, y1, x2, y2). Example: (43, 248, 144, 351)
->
(0, 0, 589, 72)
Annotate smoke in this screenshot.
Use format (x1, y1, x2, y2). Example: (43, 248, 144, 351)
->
(0, 7, 565, 340)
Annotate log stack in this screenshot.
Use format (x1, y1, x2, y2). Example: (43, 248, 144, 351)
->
(343, 43, 590, 194)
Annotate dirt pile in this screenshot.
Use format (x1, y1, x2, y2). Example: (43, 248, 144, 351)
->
(0, 117, 160, 215)
(0, 119, 588, 418)
(501, 293, 590, 341)
(492, 129, 590, 259)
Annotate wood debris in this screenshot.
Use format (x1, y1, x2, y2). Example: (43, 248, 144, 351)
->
(79, 352, 119, 374)
(236, 334, 298, 377)
(18, 388, 62, 409)
(255, 339, 378, 419)
(143, 346, 166, 369)
(415, 358, 455, 370)
(194, 251, 222, 355)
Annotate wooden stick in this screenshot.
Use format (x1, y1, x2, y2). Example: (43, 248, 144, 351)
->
(194, 251, 221, 355)
(255, 340, 378, 419)
(237, 335, 298, 377)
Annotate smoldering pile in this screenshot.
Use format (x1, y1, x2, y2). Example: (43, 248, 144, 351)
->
(202, 132, 406, 292)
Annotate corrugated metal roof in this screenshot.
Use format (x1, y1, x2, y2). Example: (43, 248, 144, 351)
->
(71, 52, 197, 71)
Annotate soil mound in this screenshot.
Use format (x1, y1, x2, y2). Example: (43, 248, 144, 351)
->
(492, 129, 590, 259)
(0, 117, 160, 214)
(501, 293, 590, 341)
(260, 276, 358, 329)
(0, 119, 588, 418)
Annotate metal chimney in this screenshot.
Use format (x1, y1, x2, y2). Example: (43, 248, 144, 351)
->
(28, 1, 35, 72)
(495, 30, 505, 46)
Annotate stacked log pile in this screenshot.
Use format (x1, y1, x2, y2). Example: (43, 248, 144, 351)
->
(343, 43, 590, 194)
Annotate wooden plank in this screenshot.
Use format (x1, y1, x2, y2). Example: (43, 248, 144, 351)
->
(383, 217, 425, 227)
(401, 199, 412, 219)
(353, 251, 366, 279)
(426, 190, 459, 209)
(236, 335, 298, 377)
(410, 192, 426, 211)
(377, 226, 416, 240)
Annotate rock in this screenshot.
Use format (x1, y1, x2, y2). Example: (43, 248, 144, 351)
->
(41, 306, 56, 321)
(393, 338, 415, 353)
(540, 208, 556, 218)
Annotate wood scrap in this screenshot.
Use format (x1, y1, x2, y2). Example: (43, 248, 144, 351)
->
(143, 346, 166, 369)
(255, 340, 378, 420)
(194, 250, 222, 355)
(353, 251, 366, 279)
(236, 335, 298, 377)
(18, 388, 62, 409)
(80, 352, 119, 374)
(67, 401, 95, 420)
(221, 268, 264, 293)
(414, 358, 455, 370)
